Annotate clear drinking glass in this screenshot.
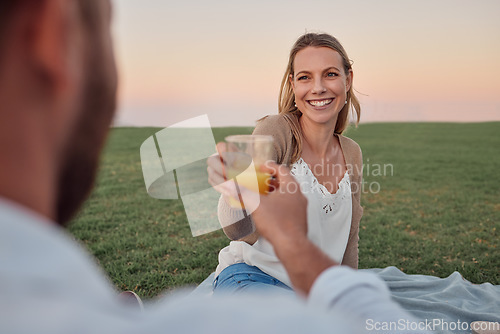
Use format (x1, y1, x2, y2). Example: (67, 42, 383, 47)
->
(224, 135, 274, 209)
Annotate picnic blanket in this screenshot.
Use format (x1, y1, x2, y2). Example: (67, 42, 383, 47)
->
(365, 267, 500, 333)
(192, 266, 500, 333)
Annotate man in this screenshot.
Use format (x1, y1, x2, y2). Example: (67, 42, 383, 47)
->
(0, 0, 426, 333)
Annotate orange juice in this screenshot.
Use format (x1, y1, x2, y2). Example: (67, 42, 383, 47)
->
(226, 168, 271, 208)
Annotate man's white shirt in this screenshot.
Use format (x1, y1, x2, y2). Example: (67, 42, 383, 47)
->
(0, 198, 426, 333)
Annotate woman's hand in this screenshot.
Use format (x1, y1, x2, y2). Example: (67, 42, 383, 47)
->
(207, 142, 261, 244)
(207, 143, 238, 201)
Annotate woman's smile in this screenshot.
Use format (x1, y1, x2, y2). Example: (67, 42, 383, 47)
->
(307, 98, 334, 108)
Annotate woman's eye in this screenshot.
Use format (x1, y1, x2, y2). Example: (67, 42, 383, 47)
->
(297, 75, 308, 80)
(327, 72, 339, 77)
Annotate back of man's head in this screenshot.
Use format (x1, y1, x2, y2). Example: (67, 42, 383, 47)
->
(0, 0, 117, 226)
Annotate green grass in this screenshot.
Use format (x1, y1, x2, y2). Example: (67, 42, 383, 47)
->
(69, 122, 499, 298)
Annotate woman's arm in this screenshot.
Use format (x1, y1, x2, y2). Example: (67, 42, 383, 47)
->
(341, 203, 362, 268)
(340, 137, 363, 269)
(217, 195, 259, 243)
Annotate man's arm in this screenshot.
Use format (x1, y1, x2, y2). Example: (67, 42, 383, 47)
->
(241, 162, 429, 333)
(273, 236, 336, 295)
(236, 162, 337, 295)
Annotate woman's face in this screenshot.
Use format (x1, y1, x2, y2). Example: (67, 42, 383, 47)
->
(290, 46, 352, 127)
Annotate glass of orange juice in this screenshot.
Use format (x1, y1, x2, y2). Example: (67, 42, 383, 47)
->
(224, 135, 274, 209)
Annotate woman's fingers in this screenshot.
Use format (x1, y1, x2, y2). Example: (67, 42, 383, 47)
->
(207, 143, 243, 201)
(207, 142, 230, 185)
(207, 154, 225, 185)
(215, 142, 227, 155)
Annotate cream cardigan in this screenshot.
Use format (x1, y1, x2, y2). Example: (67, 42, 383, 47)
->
(218, 114, 363, 269)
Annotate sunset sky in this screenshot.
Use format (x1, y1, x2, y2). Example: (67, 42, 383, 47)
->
(111, 0, 500, 127)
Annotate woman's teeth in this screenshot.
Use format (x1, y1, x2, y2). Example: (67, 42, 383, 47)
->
(308, 99, 333, 107)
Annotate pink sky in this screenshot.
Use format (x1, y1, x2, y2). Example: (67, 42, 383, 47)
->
(111, 0, 500, 127)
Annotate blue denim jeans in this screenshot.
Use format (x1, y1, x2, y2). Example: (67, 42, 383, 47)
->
(213, 263, 294, 295)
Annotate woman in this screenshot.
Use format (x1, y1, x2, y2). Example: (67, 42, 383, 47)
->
(209, 32, 363, 294)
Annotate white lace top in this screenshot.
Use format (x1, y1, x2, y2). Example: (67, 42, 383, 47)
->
(215, 158, 352, 288)
(290, 158, 352, 262)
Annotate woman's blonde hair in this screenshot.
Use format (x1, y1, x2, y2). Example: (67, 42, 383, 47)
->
(278, 32, 361, 163)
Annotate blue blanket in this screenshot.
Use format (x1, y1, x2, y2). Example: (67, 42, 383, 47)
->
(363, 267, 500, 333)
(193, 267, 500, 333)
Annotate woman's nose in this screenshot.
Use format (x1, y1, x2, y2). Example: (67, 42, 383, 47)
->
(311, 78, 326, 94)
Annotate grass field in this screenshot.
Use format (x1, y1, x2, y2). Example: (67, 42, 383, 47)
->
(69, 122, 500, 299)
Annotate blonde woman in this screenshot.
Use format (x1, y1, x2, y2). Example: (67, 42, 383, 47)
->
(208, 32, 363, 294)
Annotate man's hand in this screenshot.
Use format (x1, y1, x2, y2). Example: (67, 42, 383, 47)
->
(249, 162, 308, 246)
(239, 162, 338, 296)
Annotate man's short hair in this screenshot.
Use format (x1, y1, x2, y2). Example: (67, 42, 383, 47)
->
(0, 0, 100, 55)
(0, 1, 23, 52)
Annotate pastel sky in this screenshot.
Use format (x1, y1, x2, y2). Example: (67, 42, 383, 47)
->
(111, 0, 500, 127)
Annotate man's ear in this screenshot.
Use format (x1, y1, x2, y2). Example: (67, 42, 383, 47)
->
(26, 0, 79, 91)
